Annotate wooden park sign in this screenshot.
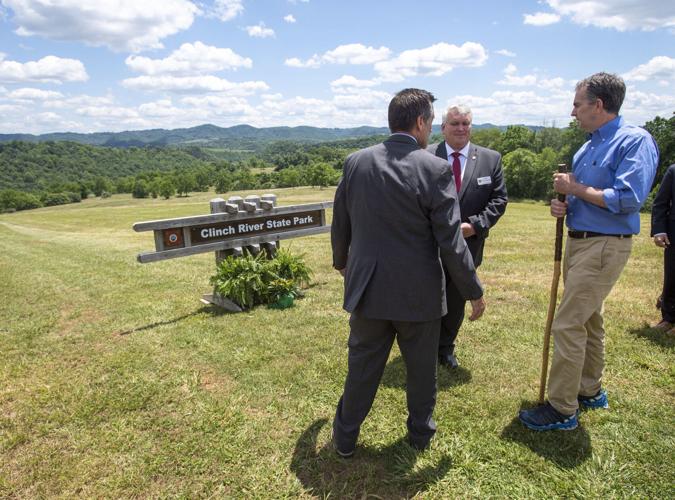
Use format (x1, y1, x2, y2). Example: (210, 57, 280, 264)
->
(133, 194, 333, 311)
(133, 194, 332, 263)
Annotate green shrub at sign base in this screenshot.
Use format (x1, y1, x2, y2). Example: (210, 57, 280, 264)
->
(209, 249, 312, 310)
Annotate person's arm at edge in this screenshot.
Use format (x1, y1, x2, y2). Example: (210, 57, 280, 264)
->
(651, 165, 674, 247)
(331, 164, 351, 276)
(430, 168, 485, 320)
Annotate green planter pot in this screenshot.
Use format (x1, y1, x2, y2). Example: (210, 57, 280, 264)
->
(269, 293, 295, 310)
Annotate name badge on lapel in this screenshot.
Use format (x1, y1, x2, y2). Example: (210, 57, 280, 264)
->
(477, 176, 492, 186)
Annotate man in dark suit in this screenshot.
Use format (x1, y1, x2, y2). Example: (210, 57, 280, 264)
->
(428, 105, 508, 368)
(331, 89, 486, 457)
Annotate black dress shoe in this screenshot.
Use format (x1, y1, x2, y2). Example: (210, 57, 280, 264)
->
(438, 352, 459, 369)
(331, 433, 355, 458)
(407, 436, 431, 451)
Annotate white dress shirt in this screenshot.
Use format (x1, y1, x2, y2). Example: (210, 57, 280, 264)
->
(444, 141, 471, 182)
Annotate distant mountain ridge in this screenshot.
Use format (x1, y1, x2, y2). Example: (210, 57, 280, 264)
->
(0, 123, 537, 148)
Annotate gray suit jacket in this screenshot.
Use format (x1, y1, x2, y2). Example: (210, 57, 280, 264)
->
(427, 142, 508, 267)
(331, 134, 483, 322)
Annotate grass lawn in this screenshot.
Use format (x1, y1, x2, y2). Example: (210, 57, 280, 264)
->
(1, 187, 673, 498)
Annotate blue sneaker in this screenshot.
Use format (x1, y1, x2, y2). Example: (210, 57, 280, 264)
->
(519, 402, 578, 431)
(578, 389, 609, 410)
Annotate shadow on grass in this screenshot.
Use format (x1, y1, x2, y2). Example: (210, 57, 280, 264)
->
(629, 324, 675, 349)
(291, 418, 452, 498)
(500, 401, 592, 469)
(381, 355, 471, 390)
(114, 305, 235, 336)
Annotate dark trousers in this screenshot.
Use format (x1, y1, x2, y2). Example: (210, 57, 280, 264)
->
(662, 244, 675, 322)
(333, 314, 440, 451)
(439, 272, 465, 356)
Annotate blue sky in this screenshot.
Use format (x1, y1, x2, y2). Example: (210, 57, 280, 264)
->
(0, 0, 674, 134)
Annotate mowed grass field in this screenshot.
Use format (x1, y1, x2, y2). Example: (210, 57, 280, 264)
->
(1, 187, 673, 498)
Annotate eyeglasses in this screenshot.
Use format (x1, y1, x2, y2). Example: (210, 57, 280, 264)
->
(446, 121, 471, 127)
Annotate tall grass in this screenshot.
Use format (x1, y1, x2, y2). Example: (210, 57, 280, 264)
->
(1, 187, 672, 498)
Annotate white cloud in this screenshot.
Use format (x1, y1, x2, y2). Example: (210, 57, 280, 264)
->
(2, 0, 198, 52)
(125, 42, 252, 76)
(7, 87, 64, 100)
(538, 77, 567, 89)
(60, 94, 115, 107)
(41, 93, 115, 110)
(450, 85, 674, 127)
(495, 49, 516, 57)
(284, 14, 296, 23)
(211, 0, 243, 21)
(453, 89, 573, 126)
(323, 44, 391, 65)
(245, 22, 275, 38)
(0, 103, 27, 116)
(76, 106, 139, 119)
(164, 87, 390, 130)
(285, 43, 391, 68)
(374, 42, 487, 82)
(333, 90, 391, 110)
(544, 0, 675, 32)
(523, 12, 561, 26)
(180, 95, 254, 116)
(498, 64, 538, 86)
(138, 99, 184, 117)
(330, 75, 379, 91)
(623, 56, 675, 82)
(622, 90, 675, 123)
(121, 75, 269, 94)
(0, 55, 88, 83)
(284, 56, 321, 69)
(33, 111, 61, 122)
(0, 108, 84, 133)
(498, 64, 570, 90)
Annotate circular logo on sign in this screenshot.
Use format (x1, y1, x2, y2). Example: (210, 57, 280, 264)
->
(169, 233, 178, 243)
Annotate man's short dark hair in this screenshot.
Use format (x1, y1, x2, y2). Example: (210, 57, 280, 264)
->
(576, 72, 626, 115)
(388, 88, 436, 133)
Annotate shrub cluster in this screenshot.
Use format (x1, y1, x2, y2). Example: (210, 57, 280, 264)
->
(209, 249, 312, 309)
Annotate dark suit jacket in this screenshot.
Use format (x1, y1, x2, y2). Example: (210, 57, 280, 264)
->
(331, 134, 483, 322)
(651, 164, 675, 239)
(427, 142, 508, 267)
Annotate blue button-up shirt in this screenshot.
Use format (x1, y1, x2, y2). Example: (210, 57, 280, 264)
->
(566, 116, 659, 235)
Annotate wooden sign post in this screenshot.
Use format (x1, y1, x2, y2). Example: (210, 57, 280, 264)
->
(133, 194, 333, 311)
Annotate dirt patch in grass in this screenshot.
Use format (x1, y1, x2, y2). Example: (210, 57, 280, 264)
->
(199, 369, 236, 395)
(54, 307, 103, 338)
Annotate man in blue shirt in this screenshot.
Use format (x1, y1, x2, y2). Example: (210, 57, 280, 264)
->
(519, 72, 658, 431)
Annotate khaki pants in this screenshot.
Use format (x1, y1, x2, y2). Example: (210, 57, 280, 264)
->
(548, 236, 632, 415)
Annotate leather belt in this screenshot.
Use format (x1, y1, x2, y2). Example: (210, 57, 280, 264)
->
(568, 231, 632, 239)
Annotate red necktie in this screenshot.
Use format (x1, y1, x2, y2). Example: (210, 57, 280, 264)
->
(451, 151, 462, 194)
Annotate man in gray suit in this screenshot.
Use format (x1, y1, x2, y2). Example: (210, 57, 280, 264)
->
(428, 105, 508, 369)
(331, 89, 486, 457)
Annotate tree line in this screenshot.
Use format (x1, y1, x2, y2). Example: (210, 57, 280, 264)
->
(1, 113, 672, 213)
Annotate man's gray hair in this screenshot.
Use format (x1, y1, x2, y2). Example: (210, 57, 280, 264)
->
(576, 72, 626, 115)
(442, 105, 472, 124)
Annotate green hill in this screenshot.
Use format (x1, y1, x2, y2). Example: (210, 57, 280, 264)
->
(0, 141, 211, 192)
